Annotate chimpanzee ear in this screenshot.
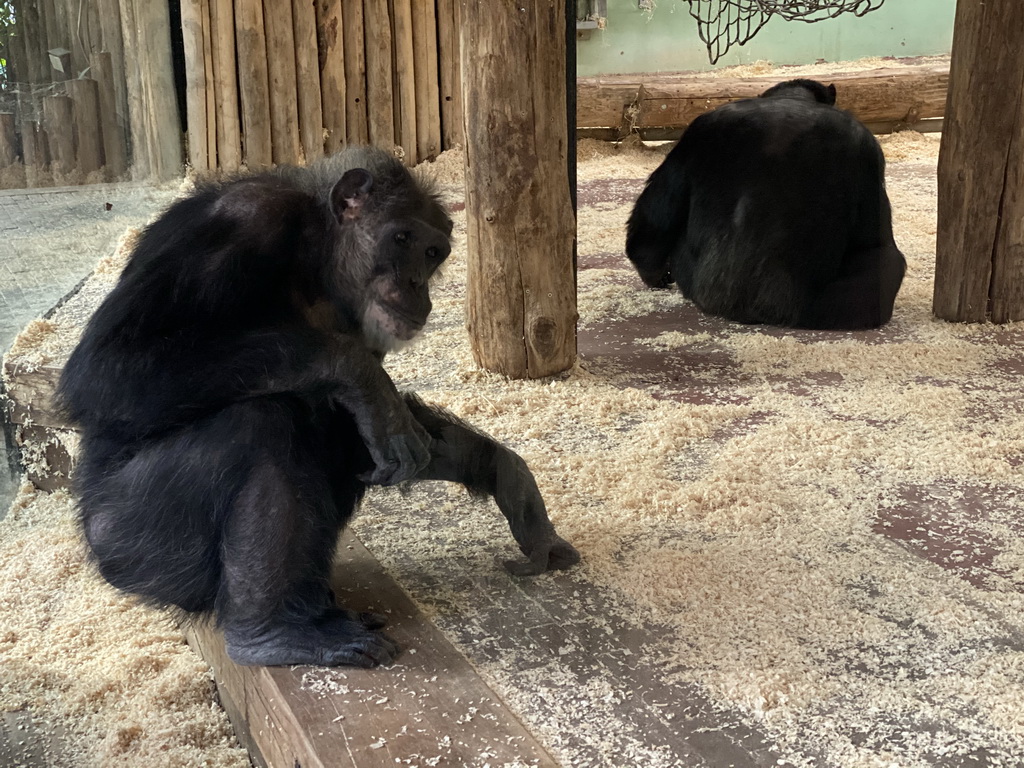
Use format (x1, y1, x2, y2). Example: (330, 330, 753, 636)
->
(330, 168, 374, 222)
(826, 83, 837, 105)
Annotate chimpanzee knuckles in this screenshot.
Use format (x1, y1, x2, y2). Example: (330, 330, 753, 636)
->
(504, 534, 581, 576)
(359, 431, 433, 486)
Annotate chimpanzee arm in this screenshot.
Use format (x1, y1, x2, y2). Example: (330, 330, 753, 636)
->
(402, 395, 580, 575)
(216, 329, 433, 486)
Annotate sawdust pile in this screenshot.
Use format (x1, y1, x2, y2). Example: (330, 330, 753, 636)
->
(0, 485, 248, 767)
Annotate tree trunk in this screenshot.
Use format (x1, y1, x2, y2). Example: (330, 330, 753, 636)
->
(934, 0, 1024, 323)
(461, 0, 577, 379)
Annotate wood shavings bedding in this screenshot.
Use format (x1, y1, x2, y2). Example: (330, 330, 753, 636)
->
(347, 138, 1024, 767)
(0, 485, 248, 767)
(5, 125, 1023, 767)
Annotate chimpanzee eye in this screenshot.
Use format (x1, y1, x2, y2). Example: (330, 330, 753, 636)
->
(426, 246, 441, 262)
(394, 231, 409, 244)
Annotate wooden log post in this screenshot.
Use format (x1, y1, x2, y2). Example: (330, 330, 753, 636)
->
(316, 0, 347, 154)
(65, 78, 105, 176)
(263, 0, 302, 165)
(935, 1, 1024, 323)
(411, 0, 441, 162)
(91, 52, 129, 178)
(209, 0, 241, 171)
(363, 0, 395, 149)
(96, 0, 129, 131)
(461, 0, 577, 378)
(0, 114, 17, 168)
(43, 94, 76, 177)
(201, 0, 218, 169)
(181, 0, 211, 172)
(20, 121, 50, 187)
(119, 0, 183, 180)
(391, 0, 416, 164)
(293, 0, 325, 162)
(235, 0, 273, 168)
(436, 0, 463, 150)
(342, 0, 369, 145)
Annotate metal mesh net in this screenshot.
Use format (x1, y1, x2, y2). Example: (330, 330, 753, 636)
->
(686, 0, 888, 64)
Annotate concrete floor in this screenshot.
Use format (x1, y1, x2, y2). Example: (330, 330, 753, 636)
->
(0, 182, 179, 517)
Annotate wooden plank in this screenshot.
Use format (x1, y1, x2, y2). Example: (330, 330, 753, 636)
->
(235, 0, 273, 168)
(316, 0, 347, 154)
(91, 52, 129, 177)
(209, 0, 242, 172)
(118, 0, 149, 178)
(461, 0, 577, 378)
(435, 0, 462, 150)
(66, 78, 104, 176)
(342, 0, 369, 146)
(293, 0, 325, 162)
(201, 0, 218, 170)
(181, 0, 211, 171)
(935, 5, 1024, 323)
(390, 0, 416, 164)
(411, 0, 440, 161)
(262, 0, 302, 165)
(96, 0, 129, 132)
(363, 0, 395, 149)
(0, 114, 15, 167)
(186, 532, 559, 768)
(42, 94, 75, 176)
(20, 121, 50, 187)
(577, 63, 950, 132)
(18, 1, 51, 83)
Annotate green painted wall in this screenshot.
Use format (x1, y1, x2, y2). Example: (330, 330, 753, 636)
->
(578, 1, 956, 76)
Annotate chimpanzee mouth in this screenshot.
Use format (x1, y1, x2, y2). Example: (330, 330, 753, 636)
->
(364, 301, 426, 344)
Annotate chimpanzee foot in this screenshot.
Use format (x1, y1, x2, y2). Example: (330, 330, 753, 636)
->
(504, 535, 581, 576)
(225, 614, 400, 667)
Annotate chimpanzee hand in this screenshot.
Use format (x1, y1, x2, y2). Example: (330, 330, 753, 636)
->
(358, 413, 432, 486)
(504, 532, 581, 577)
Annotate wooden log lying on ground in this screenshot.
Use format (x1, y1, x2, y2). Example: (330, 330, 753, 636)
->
(578, 62, 950, 135)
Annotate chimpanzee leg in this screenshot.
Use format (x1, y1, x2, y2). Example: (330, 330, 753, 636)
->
(802, 244, 906, 330)
(217, 401, 399, 667)
(403, 395, 580, 575)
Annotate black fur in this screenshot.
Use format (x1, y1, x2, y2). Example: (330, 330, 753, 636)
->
(626, 78, 906, 330)
(58, 147, 579, 668)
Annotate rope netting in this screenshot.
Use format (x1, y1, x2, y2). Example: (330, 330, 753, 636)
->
(686, 0, 888, 64)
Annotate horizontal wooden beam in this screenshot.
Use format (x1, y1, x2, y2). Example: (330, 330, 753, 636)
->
(578, 63, 949, 135)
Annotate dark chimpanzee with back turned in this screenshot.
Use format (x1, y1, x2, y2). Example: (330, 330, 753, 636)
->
(626, 78, 906, 330)
(58, 147, 579, 668)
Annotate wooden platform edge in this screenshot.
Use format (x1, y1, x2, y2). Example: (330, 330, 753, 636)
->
(578, 62, 950, 134)
(185, 532, 561, 768)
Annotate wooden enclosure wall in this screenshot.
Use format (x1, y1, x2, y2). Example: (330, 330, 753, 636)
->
(181, 0, 465, 173)
(0, 0, 182, 185)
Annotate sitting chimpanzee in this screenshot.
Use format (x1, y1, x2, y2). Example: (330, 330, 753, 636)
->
(626, 78, 906, 329)
(58, 147, 579, 668)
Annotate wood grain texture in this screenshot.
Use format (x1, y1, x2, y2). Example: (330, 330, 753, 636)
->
(935, 3, 1024, 322)
(411, 0, 441, 161)
(577, 64, 949, 132)
(391, 0, 417, 164)
(210, 0, 242, 171)
(342, 0, 369, 145)
(42, 94, 75, 176)
(263, 0, 302, 165)
(436, 0, 463, 150)
(363, 0, 395, 149)
(236, 0, 273, 168)
(293, 0, 325, 162)
(181, 0, 210, 171)
(316, 0, 347, 154)
(185, 532, 558, 768)
(90, 52, 129, 177)
(461, 0, 577, 378)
